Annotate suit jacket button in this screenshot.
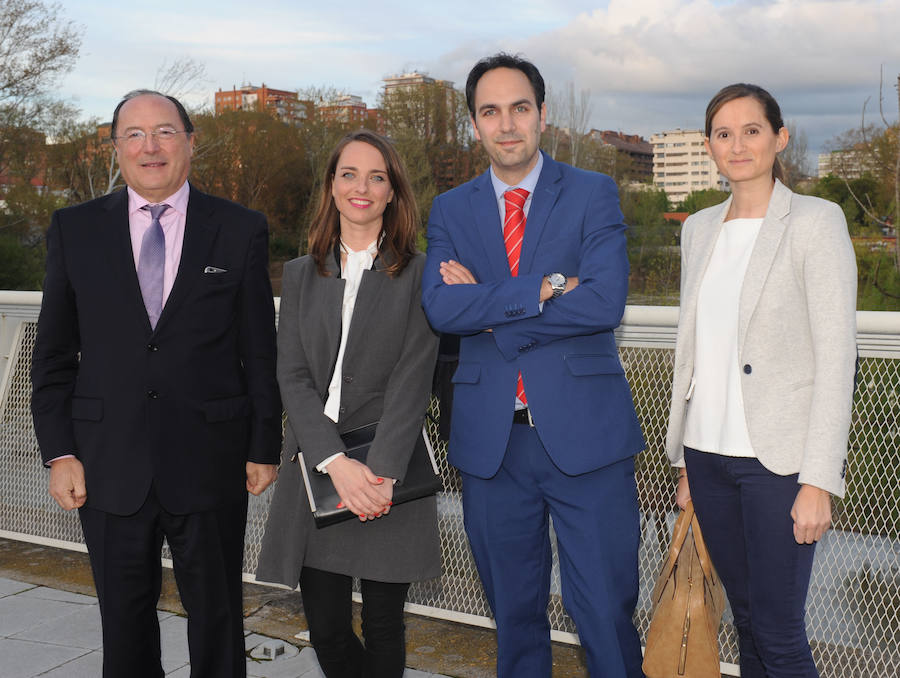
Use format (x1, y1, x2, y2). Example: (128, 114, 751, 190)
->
(743, 364, 752, 374)
(147, 390, 159, 399)
(343, 375, 353, 383)
(339, 406, 346, 414)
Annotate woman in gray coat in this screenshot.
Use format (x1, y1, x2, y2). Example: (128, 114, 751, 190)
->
(256, 130, 440, 678)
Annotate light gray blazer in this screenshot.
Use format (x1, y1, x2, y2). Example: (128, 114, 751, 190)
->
(665, 180, 857, 497)
(255, 251, 441, 586)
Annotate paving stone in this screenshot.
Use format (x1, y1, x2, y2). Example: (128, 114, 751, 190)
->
(159, 614, 190, 673)
(0, 637, 88, 678)
(11, 601, 101, 650)
(248, 646, 325, 678)
(18, 586, 97, 605)
(0, 595, 86, 638)
(35, 650, 104, 677)
(244, 632, 271, 651)
(0, 578, 32, 598)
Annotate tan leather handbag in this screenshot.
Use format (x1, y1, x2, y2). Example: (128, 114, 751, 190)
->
(643, 500, 726, 678)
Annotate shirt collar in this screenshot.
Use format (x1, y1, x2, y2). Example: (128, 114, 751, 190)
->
(489, 151, 543, 202)
(127, 180, 190, 217)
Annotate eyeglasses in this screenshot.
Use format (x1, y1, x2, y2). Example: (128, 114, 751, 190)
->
(113, 127, 190, 147)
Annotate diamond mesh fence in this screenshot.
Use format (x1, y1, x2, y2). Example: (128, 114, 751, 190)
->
(2, 310, 898, 677)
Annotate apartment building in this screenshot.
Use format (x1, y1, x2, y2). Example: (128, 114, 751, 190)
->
(214, 84, 309, 125)
(651, 129, 727, 204)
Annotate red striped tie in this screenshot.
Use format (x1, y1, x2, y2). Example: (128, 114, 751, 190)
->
(504, 188, 529, 405)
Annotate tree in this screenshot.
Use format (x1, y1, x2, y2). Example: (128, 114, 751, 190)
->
(380, 80, 480, 221)
(822, 70, 900, 273)
(190, 110, 310, 254)
(0, 0, 81, 174)
(565, 82, 592, 168)
(780, 120, 809, 186)
(678, 188, 730, 214)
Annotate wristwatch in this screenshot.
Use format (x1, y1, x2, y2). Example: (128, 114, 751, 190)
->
(548, 272, 567, 299)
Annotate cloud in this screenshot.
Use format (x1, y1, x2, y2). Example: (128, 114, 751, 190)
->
(429, 0, 900, 153)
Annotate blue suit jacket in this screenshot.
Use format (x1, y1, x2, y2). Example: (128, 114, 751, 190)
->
(422, 152, 644, 479)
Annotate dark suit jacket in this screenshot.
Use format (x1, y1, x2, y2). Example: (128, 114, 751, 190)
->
(422, 152, 644, 478)
(31, 185, 282, 516)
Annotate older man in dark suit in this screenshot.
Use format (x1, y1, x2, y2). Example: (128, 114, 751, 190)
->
(31, 90, 282, 678)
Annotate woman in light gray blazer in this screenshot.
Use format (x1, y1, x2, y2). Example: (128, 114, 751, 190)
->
(256, 130, 440, 678)
(666, 84, 857, 678)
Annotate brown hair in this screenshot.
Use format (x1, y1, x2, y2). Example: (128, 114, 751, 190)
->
(307, 130, 419, 277)
(705, 83, 787, 184)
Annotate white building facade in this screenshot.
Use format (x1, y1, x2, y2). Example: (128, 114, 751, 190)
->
(651, 129, 728, 205)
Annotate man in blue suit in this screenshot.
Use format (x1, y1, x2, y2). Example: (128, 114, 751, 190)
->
(422, 54, 645, 677)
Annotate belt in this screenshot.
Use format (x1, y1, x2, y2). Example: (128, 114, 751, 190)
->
(512, 408, 534, 427)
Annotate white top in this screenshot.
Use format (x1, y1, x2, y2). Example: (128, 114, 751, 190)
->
(318, 239, 378, 471)
(683, 217, 763, 457)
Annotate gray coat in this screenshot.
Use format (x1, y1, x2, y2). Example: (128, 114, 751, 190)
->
(666, 180, 857, 497)
(255, 251, 441, 586)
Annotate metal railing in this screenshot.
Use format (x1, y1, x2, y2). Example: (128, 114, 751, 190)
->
(1, 291, 898, 677)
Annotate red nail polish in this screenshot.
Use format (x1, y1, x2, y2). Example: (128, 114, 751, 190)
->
(388, 501, 393, 506)
(337, 502, 344, 509)
(376, 477, 384, 484)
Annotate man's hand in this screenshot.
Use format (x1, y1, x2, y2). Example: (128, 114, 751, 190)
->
(440, 260, 477, 285)
(246, 462, 278, 495)
(327, 455, 392, 521)
(48, 457, 87, 511)
(791, 484, 832, 544)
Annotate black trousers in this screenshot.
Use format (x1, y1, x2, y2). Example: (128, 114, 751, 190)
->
(299, 566, 410, 678)
(79, 486, 248, 678)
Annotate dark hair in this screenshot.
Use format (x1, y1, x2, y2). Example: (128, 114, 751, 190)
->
(705, 83, 786, 183)
(465, 53, 545, 117)
(307, 130, 419, 278)
(111, 89, 195, 139)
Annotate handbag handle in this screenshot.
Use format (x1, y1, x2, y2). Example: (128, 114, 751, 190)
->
(689, 506, 719, 584)
(653, 500, 695, 597)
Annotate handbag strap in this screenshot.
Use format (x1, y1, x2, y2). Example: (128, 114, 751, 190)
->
(658, 500, 695, 583)
(687, 501, 719, 584)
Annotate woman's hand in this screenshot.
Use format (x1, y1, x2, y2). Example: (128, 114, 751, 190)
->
(372, 478, 395, 517)
(675, 471, 691, 510)
(326, 455, 392, 521)
(791, 484, 832, 544)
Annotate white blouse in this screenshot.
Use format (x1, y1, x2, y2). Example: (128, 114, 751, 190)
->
(318, 239, 378, 471)
(682, 217, 763, 457)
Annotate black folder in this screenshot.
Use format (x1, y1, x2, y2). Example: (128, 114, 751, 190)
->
(297, 423, 443, 528)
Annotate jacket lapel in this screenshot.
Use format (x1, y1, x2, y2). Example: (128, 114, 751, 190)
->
(154, 185, 219, 332)
(470, 171, 509, 280)
(311, 254, 346, 390)
(344, 257, 390, 359)
(103, 189, 152, 332)
(738, 180, 792, 347)
(519, 152, 561, 275)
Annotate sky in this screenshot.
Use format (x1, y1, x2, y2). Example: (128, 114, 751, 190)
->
(55, 0, 900, 168)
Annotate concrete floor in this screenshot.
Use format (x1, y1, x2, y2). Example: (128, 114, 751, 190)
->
(0, 538, 590, 677)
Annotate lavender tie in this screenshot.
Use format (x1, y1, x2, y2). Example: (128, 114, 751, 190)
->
(138, 204, 169, 329)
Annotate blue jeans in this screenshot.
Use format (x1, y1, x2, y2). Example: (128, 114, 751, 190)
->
(684, 448, 820, 678)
